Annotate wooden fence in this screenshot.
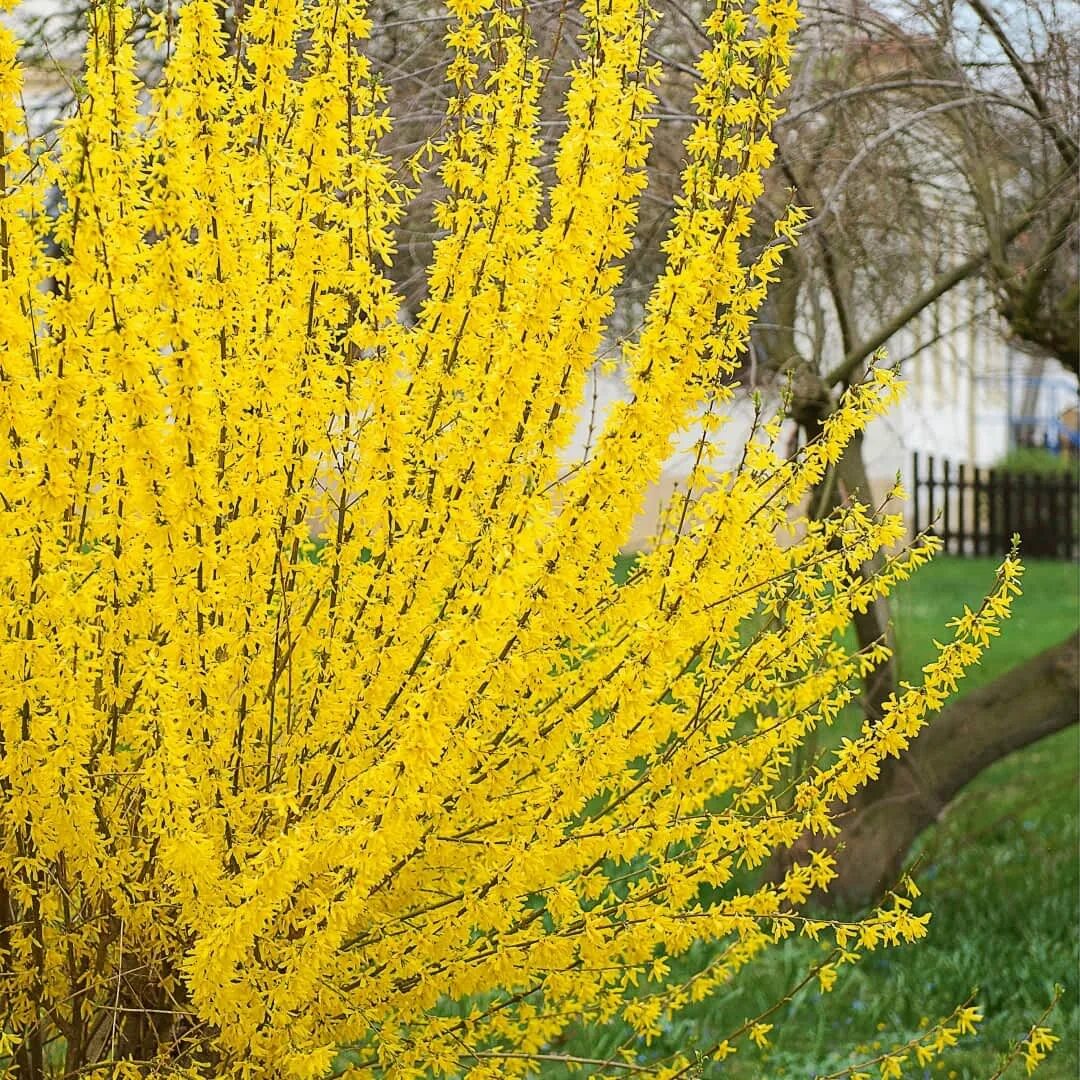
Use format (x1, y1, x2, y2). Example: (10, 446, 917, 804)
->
(912, 452, 1078, 560)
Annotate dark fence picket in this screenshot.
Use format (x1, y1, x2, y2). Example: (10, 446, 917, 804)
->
(912, 452, 921, 538)
(911, 452, 1077, 560)
(957, 462, 967, 555)
(942, 458, 951, 553)
(977, 467, 987, 556)
(926, 454, 936, 543)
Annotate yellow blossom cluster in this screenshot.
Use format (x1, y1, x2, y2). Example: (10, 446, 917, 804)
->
(0, 0, 1026, 1077)
(1022, 1026, 1060, 1076)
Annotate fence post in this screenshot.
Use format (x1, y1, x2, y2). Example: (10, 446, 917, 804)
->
(927, 455, 936, 543)
(912, 452, 920, 538)
(988, 467, 999, 555)
(975, 466, 986, 557)
(942, 458, 952, 554)
(957, 461, 967, 556)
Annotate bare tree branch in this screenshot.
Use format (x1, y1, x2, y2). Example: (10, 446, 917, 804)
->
(824, 166, 1071, 388)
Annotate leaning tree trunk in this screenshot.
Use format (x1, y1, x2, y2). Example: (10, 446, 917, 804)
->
(816, 631, 1078, 908)
(784, 372, 1077, 909)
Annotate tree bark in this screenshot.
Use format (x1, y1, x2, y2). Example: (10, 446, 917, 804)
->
(817, 631, 1079, 908)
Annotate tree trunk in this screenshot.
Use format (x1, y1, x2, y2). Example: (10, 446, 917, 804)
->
(829, 430, 897, 723)
(818, 631, 1079, 908)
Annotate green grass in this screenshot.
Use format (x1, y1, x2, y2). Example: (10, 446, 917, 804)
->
(552, 556, 1080, 1077)
(889, 555, 1079, 692)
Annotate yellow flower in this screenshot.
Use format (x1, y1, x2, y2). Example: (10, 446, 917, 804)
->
(0, 0, 1018, 1074)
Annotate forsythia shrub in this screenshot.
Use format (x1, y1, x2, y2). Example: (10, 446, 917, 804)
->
(0, 0, 1024, 1076)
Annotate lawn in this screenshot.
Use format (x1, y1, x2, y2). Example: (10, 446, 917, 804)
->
(553, 555, 1080, 1077)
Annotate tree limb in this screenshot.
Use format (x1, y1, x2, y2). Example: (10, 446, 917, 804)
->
(966, 0, 1078, 170)
(823, 167, 1072, 388)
